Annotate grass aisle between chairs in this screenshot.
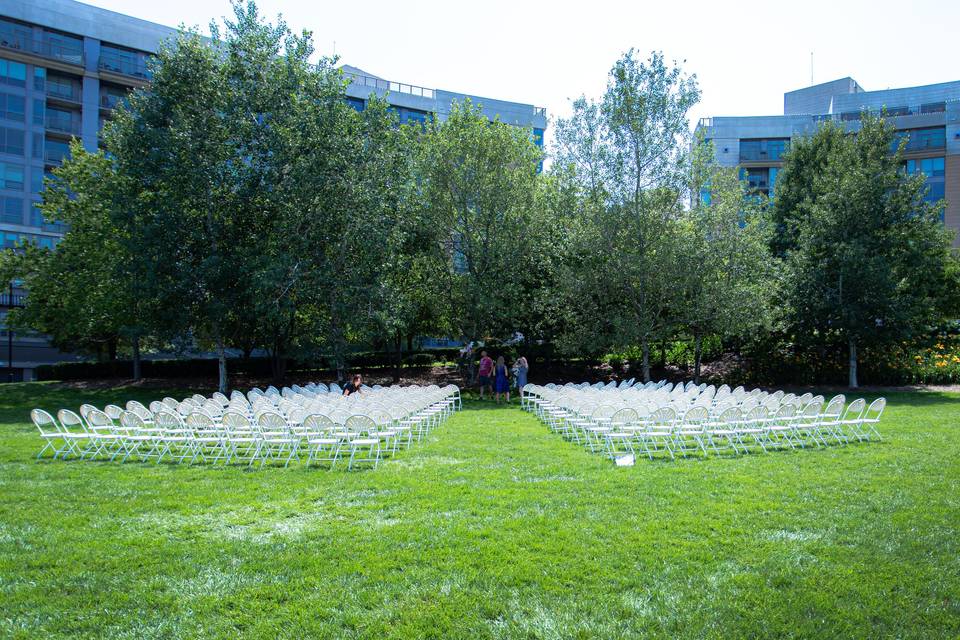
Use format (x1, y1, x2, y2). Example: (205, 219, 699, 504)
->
(0, 384, 959, 639)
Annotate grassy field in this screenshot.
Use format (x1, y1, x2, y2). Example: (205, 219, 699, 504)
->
(0, 382, 958, 639)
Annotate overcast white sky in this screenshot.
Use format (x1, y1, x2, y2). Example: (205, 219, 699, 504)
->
(85, 0, 959, 135)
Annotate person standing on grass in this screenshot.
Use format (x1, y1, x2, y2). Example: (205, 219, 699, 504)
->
(478, 351, 494, 400)
(494, 355, 511, 404)
(514, 355, 529, 389)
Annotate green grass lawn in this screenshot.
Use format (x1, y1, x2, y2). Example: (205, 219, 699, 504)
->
(1, 383, 958, 639)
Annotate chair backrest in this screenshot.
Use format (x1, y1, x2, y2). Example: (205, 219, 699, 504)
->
(257, 411, 287, 430)
(648, 406, 677, 429)
(302, 414, 334, 433)
(86, 408, 113, 431)
(592, 405, 618, 421)
(154, 410, 184, 430)
(149, 401, 165, 414)
(79, 403, 97, 420)
(842, 398, 866, 421)
(221, 410, 251, 430)
(58, 409, 86, 432)
(823, 396, 845, 418)
(865, 397, 886, 421)
(120, 410, 145, 433)
(715, 406, 741, 426)
(746, 406, 768, 423)
(345, 414, 375, 435)
(104, 404, 123, 421)
(31, 408, 59, 435)
(682, 406, 709, 425)
(610, 407, 638, 427)
(802, 400, 824, 418)
(186, 412, 215, 431)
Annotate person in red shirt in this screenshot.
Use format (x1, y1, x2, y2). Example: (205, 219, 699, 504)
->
(477, 351, 494, 400)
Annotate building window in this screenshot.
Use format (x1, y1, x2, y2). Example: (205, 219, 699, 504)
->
(43, 137, 70, 164)
(739, 138, 789, 162)
(45, 106, 78, 135)
(32, 98, 43, 125)
(0, 194, 22, 224)
(46, 74, 78, 102)
(906, 157, 946, 208)
(99, 44, 151, 79)
(31, 132, 42, 159)
(33, 67, 44, 91)
(345, 96, 365, 112)
(0, 161, 23, 190)
(0, 92, 24, 122)
(0, 58, 26, 87)
(0, 19, 32, 52)
(43, 30, 83, 65)
(740, 167, 770, 193)
(896, 127, 946, 152)
(30, 168, 43, 193)
(99, 86, 127, 110)
(920, 102, 946, 114)
(0, 126, 24, 155)
(533, 127, 544, 148)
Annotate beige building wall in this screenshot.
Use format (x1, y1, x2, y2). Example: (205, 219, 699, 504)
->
(946, 155, 960, 247)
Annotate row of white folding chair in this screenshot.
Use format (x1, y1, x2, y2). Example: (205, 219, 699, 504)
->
(526, 385, 883, 461)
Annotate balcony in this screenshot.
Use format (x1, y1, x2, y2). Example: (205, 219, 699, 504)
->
(45, 114, 81, 136)
(0, 33, 83, 66)
(43, 146, 70, 165)
(98, 52, 151, 81)
(344, 71, 435, 100)
(46, 84, 81, 105)
(100, 94, 126, 110)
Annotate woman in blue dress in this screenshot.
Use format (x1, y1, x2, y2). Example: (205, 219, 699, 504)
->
(494, 355, 511, 404)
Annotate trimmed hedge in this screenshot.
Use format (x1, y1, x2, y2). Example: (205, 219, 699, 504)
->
(35, 348, 464, 382)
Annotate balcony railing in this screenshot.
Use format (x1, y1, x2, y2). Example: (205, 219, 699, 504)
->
(344, 72, 435, 100)
(0, 292, 26, 308)
(0, 33, 83, 65)
(43, 148, 69, 165)
(98, 52, 151, 80)
(46, 84, 81, 104)
(100, 94, 126, 110)
(533, 106, 547, 117)
(45, 114, 81, 136)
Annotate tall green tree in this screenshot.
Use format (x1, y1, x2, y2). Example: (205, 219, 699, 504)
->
(0, 146, 132, 369)
(776, 114, 955, 388)
(555, 50, 700, 380)
(416, 99, 543, 345)
(678, 140, 775, 383)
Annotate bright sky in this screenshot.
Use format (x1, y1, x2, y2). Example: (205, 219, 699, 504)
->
(85, 0, 959, 139)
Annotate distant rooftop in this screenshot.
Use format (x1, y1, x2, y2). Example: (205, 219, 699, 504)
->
(783, 76, 960, 117)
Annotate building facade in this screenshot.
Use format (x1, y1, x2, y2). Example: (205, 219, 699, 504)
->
(0, 0, 547, 381)
(696, 77, 959, 239)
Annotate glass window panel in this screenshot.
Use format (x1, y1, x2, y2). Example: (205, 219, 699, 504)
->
(0, 194, 22, 223)
(0, 58, 26, 86)
(0, 126, 24, 155)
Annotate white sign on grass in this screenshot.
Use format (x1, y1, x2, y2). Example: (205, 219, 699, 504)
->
(615, 454, 635, 467)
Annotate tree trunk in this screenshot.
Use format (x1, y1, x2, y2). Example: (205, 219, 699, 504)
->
(660, 340, 667, 367)
(108, 338, 117, 362)
(217, 340, 228, 394)
(641, 338, 651, 382)
(848, 337, 858, 389)
(693, 333, 702, 385)
(131, 334, 142, 382)
(393, 331, 402, 383)
(406, 334, 413, 352)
